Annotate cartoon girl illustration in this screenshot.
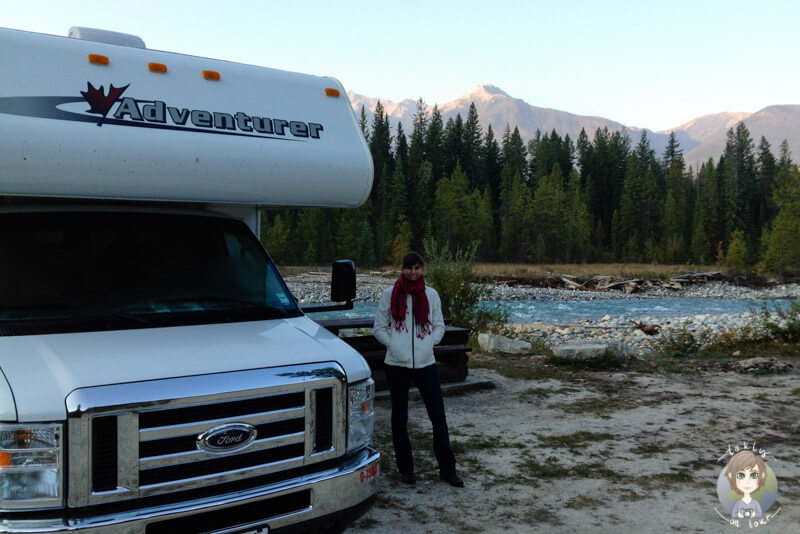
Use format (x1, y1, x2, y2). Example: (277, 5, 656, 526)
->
(725, 450, 767, 518)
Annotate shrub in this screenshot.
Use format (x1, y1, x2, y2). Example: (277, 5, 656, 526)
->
(423, 238, 508, 335)
(725, 230, 749, 274)
(761, 301, 800, 343)
(655, 323, 711, 357)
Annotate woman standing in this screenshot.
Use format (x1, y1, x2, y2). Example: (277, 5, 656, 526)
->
(373, 251, 463, 487)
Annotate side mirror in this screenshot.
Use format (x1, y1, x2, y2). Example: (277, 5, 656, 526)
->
(301, 259, 356, 313)
(331, 260, 356, 302)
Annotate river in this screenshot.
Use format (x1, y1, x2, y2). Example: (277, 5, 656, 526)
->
(307, 297, 795, 325)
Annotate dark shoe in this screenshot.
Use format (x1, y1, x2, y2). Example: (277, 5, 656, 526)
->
(399, 472, 416, 485)
(440, 472, 464, 487)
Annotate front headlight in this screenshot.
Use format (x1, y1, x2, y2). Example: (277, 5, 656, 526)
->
(347, 378, 374, 454)
(0, 424, 63, 510)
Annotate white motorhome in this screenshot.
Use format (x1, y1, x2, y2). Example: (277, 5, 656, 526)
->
(0, 26, 378, 533)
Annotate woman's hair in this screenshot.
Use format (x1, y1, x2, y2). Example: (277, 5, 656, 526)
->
(401, 251, 424, 269)
(725, 450, 767, 495)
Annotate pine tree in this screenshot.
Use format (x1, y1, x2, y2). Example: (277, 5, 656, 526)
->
(368, 101, 394, 240)
(433, 163, 473, 251)
(462, 102, 484, 189)
(585, 127, 630, 248)
(576, 128, 593, 188)
(261, 213, 291, 264)
(662, 131, 683, 171)
(661, 157, 690, 262)
(482, 124, 503, 214)
(424, 105, 444, 181)
(388, 160, 408, 232)
(295, 208, 329, 265)
(690, 193, 712, 264)
(619, 133, 658, 261)
(335, 203, 375, 267)
(368, 101, 393, 178)
(723, 123, 758, 256)
(407, 99, 428, 187)
(470, 187, 495, 260)
(501, 126, 527, 182)
(756, 136, 777, 229)
(725, 230, 749, 273)
(499, 172, 533, 261)
(395, 122, 409, 179)
(529, 130, 572, 189)
(442, 114, 464, 179)
(358, 105, 370, 143)
(531, 163, 566, 262)
(763, 166, 800, 274)
(565, 169, 592, 262)
(778, 139, 793, 170)
(409, 161, 434, 252)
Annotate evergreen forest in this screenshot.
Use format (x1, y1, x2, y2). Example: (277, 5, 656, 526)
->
(261, 100, 800, 275)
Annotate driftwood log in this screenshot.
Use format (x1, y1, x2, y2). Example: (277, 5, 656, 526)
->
(534, 270, 734, 293)
(630, 320, 662, 335)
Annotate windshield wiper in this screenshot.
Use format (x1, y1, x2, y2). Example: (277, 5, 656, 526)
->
(143, 296, 298, 318)
(0, 303, 150, 325)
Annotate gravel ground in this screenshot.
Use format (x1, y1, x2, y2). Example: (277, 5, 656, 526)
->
(347, 359, 800, 533)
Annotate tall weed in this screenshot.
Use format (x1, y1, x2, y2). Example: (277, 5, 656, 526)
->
(423, 238, 508, 334)
(761, 301, 800, 342)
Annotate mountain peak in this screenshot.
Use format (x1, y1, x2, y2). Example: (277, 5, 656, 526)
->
(460, 84, 510, 102)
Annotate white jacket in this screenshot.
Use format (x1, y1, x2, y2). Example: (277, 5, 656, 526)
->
(373, 285, 446, 369)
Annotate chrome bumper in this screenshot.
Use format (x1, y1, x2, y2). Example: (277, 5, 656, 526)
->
(0, 448, 379, 533)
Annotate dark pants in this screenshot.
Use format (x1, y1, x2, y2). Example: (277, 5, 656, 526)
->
(384, 363, 457, 477)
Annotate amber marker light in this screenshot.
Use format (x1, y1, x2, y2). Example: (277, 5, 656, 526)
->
(325, 88, 341, 97)
(203, 70, 221, 81)
(148, 62, 168, 73)
(88, 54, 109, 65)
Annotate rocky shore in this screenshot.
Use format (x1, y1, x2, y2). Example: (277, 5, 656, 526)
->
(284, 272, 800, 355)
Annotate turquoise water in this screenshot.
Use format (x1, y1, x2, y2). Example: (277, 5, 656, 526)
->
(307, 298, 795, 324)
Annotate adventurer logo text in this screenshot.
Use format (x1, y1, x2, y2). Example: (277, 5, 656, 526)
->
(0, 82, 324, 142)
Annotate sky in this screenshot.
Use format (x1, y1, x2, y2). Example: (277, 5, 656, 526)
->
(3, 0, 798, 131)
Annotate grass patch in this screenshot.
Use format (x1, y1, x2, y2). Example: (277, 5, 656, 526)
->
(520, 387, 553, 400)
(550, 396, 632, 417)
(353, 516, 381, 529)
(549, 350, 626, 371)
(519, 457, 570, 480)
(538, 431, 616, 449)
(451, 434, 525, 454)
(564, 495, 604, 509)
(470, 353, 563, 380)
(631, 442, 671, 455)
(519, 457, 624, 482)
(519, 384, 583, 401)
(618, 489, 647, 502)
(634, 470, 697, 488)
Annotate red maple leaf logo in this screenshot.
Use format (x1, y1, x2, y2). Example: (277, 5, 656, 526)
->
(80, 82, 129, 126)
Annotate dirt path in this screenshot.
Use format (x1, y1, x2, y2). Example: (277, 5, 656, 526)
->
(348, 354, 799, 533)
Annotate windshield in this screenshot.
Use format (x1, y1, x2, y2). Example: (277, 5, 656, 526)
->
(0, 211, 301, 335)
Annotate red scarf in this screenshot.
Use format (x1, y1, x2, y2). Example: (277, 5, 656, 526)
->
(390, 275, 431, 339)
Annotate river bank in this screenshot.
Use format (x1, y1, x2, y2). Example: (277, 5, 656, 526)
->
(285, 273, 800, 355)
(284, 272, 800, 305)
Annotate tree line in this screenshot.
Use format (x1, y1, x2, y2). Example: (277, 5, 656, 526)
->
(262, 100, 800, 274)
